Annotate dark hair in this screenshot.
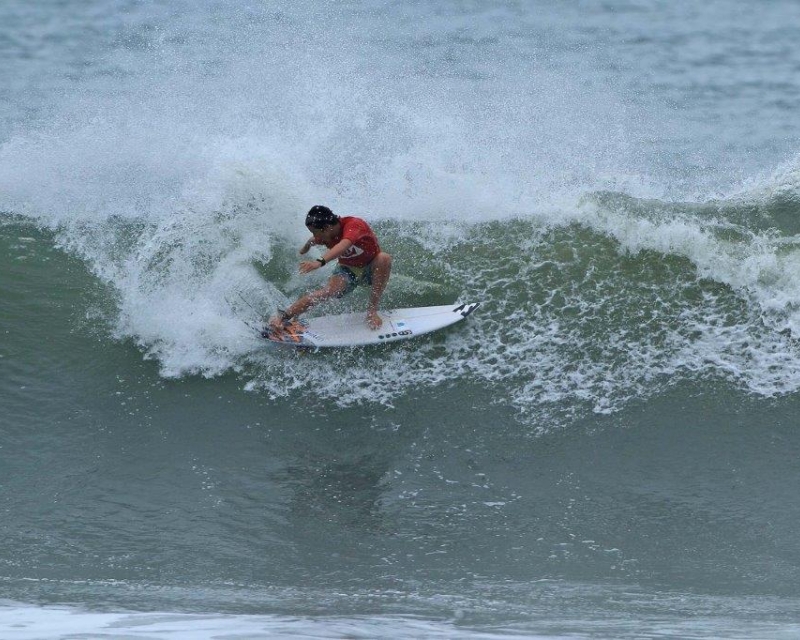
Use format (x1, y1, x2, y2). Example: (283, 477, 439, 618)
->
(305, 205, 339, 229)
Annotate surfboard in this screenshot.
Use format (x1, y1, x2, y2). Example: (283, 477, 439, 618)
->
(261, 302, 479, 348)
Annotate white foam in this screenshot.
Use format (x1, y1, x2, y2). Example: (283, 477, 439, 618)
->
(0, 602, 537, 640)
(2, 598, 798, 640)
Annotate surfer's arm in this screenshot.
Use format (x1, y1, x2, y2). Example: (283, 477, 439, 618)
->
(299, 239, 353, 274)
(299, 237, 316, 255)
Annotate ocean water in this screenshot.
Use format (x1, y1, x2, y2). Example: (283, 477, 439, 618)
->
(2, 0, 800, 637)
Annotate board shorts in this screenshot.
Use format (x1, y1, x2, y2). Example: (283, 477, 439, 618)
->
(332, 263, 374, 297)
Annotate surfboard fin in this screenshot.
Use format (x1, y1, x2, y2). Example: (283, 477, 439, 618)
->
(453, 302, 480, 317)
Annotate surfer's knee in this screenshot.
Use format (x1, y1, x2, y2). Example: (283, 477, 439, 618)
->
(326, 275, 349, 298)
(374, 252, 392, 272)
(307, 284, 339, 304)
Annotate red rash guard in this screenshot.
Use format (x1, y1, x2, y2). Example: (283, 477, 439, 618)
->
(323, 216, 381, 268)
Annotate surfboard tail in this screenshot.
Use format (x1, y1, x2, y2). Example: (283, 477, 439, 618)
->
(262, 318, 310, 345)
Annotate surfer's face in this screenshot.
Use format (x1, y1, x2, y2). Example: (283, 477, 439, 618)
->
(307, 223, 339, 243)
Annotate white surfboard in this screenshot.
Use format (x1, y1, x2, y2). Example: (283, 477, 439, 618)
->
(261, 302, 479, 348)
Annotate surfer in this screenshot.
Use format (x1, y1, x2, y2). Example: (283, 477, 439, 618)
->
(269, 205, 392, 330)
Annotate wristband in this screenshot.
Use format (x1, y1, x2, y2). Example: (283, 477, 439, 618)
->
(316, 257, 327, 266)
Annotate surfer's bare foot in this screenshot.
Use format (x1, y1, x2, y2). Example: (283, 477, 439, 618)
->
(268, 309, 293, 329)
(366, 310, 382, 330)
